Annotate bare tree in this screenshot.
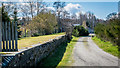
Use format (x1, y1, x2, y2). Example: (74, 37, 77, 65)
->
(20, 3, 29, 19)
(86, 11, 95, 29)
(22, 0, 45, 19)
(36, 0, 44, 15)
(53, 1, 65, 18)
(28, 0, 35, 18)
(78, 12, 83, 25)
(61, 10, 69, 19)
(53, 1, 66, 32)
(3, 2, 14, 17)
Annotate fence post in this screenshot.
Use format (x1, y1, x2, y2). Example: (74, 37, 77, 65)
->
(5, 22, 8, 51)
(2, 22, 5, 51)
(15, 21, 18, 51)
(12, 21, 14, 51)
(8, 22, 11, 51)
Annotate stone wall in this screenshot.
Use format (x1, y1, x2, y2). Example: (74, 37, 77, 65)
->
(7, 35, 67, 67)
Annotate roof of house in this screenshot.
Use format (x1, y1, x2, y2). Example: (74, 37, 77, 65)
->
(72, 24, 80, 26)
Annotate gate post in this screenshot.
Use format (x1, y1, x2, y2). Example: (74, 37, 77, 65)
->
(0, 2, 2, 52)
(2, 22, 5, 51)
(0, 11, 2, 68)
(0, 19, 2, 52)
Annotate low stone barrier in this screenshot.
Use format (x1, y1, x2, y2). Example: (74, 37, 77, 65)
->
(5, 35, 67, 67)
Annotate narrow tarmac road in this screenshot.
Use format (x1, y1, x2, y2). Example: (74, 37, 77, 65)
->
(73, 36, 118, 66)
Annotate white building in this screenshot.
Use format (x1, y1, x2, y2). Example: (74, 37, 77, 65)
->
(72, 24, 80, 27)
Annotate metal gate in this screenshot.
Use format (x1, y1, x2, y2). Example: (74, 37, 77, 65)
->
(0, 21, 18, 52)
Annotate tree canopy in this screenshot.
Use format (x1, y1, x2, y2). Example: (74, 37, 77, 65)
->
(94, 19, 120, 46)
(26, 12, 58, 36)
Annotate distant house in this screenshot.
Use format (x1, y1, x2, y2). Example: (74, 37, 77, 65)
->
(72, 24, 80, 27)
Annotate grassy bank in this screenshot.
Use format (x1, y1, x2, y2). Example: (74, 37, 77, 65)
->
(38, 36, 79, 67)
(18, 32, 65, 49)
(92, 36, 119, 57)
(57, 36, 79, 66)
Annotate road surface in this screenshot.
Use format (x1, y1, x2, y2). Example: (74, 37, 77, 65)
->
(73, 36, 118, 66)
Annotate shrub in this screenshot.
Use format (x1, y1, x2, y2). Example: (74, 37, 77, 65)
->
(72, 26, 89, 37)
(72, 29, 79, 37)
(94, 19, 120, 46)
(26, 12, 58, 37)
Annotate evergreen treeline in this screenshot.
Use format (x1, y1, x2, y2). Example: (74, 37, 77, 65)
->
(94, 19, 120, 46)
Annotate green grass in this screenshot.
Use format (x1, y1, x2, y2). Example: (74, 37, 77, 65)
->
(92, 36, 119, 57)
(37, 36, 79, 67)
(18, 32, 65, 49)
(57, 36, 79, 67)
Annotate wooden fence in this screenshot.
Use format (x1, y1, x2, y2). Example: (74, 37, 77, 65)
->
(0, 21, 18, 52)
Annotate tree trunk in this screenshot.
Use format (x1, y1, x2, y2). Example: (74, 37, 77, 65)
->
(25, 28, 26, 37)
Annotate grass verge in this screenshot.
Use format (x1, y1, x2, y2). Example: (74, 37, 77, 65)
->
(38, 36, 79, 67)
(92, 36, 119, 57)
(18, 32, 65, 49)
(57, 36, 79, 66)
